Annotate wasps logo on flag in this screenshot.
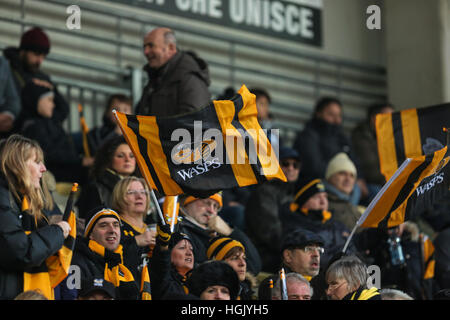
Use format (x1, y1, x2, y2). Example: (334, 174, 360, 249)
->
(114, 85, 286, 198)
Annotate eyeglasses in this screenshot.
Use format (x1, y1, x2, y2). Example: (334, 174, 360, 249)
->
(302, 246, 325, 254)
(281, 160, 300, 169)
(126, 189, 149, 196)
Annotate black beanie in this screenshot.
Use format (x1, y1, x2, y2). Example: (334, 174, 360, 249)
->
(186, 261, 240, 300)
(20, 27, 50, 54)
(290, 178, 326, 212)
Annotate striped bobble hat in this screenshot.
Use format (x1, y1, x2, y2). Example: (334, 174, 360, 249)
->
(84, 207, 121, 238)
(207, 236, 245, 261)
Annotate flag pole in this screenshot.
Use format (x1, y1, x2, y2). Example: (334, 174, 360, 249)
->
(342, 223, 358, 254)
(279, 268, 288, 300)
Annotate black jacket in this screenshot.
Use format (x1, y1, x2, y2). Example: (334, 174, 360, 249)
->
(0, 177, 65, 299)
(178, 217, 262, 276)
(136, 50, 211, 117)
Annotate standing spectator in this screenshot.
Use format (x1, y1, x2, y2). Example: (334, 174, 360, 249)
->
(0, 134, 71, 300)
(76, 136, 137, 219)
(136, 27, 211, 116)
(178, 193, 262, 276)
(272, 273, 313, 300)
(324, 152, 363, 232)
(293, 97, 358, 182)
(351, 103, 394, 204)
(325, 255, 381, 300)
(20, 81, 93, 184)
(0, 56, 20, 138)
(3, 27, 69, 133)
(245, 146, 301, 273)
(77, 278, 115, 300)
(71, 207, 140, 300)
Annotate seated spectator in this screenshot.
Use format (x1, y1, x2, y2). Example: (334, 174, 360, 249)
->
(76, 136, 137, 219)
(20, 81, 93, 184)
(185, 260, 240, 300)
(70, 207, 140, 300)
(325, 255, 381, 300)
(77, 278, 115, 300)
(149, 228, 194, 300)
(258, 228, 324, 300)
(293, 96, 359, 182)
(0, 56, 20, 138)
(246, 146, 301, 273)
(324, 152, 363, 231)
(280, 178, 355, 269)
(351, 103, 394, 205)
(111, 176, 156, 281)
(207, 236, 256, 300)
(379, 288, 413, 300)
(272, 273, 313, 300)
(178, 193, 261, 276)
(86, 94, 132, 156)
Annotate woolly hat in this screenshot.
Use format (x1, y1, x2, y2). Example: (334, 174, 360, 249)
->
(186, 260, 240, 300)
(207, 236, 245, 261)
(325, 152, 357, 180)
(281, 228, 325, 251)
(20, 27, 51, 54)
(290, 178, 326, 212)
(168, 232, 192, 250)
(84, 207, 121, 238)
(78, 277, 116, 299)
(183, 192, 223, 208)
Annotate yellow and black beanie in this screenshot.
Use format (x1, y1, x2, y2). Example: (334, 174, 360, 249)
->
(183, 192, 223, 209)
(290, 179, 326, 212)
(207, 236, 245, 261)
(84, 207, 121, 238)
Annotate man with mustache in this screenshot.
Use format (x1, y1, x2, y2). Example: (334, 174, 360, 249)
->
(136, 27, 211, 116)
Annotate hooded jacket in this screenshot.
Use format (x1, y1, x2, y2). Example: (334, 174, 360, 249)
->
(136, 50, 211, 116)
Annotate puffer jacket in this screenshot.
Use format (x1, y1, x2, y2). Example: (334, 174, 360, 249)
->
(136, 50, 211, 117)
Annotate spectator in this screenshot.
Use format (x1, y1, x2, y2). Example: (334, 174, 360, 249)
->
(351, 103, 394, 205)
(434, 226, 450, 291)
(14, 290, 48, 300)
(325, 255, 381, 300)
(20, 80, 93, 184)
(185, 260, 240, 300)
(136, 27, 211, 116)
(0, 134, 71, 300)
(207, 236, 256, 300)
(245, 146, 301, 273)
(324, 152, 363, 232)
(111, 176, 156, 281)
(76, 136, 137, 219)
(86, 94, 132, 156)
(149, 228, 194, 299)
(280, 178, 355, 269)
(3, 27, 70, 135)
(178, 193, 262, 276)
(380, 288, 413, 300)
(272, 273, 313, 300)
(70, 207, 140, 300)
(77, 278, 115, 300)
(0, 56, 20, 138)
(292, 97, 358, 182)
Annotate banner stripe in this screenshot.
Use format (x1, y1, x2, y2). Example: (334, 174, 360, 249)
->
(392, 112, 406, 168)
(401, 108, 422, 159)
(376, 112, 399, 181)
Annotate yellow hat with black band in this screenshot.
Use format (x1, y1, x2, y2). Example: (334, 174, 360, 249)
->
(84, 207, 121, 238)
(207, 236, 245, 261)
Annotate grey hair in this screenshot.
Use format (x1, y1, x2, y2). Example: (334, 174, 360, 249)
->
(272, 272, 313, 299)
(325, 255, 368, 291)
(380, 288, 413, 300)
(163, 29, 177, 45)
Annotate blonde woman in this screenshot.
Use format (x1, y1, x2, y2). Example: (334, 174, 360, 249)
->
(0, 134, 70, 300)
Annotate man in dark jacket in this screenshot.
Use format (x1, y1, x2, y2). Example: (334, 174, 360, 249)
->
(136, 27, 211, 116)
(178, 193, 262, 276)
(3, 27, 70, 133)
(0, 56, 20, 138)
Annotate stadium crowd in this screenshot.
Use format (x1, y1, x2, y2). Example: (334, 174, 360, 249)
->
(0, 26, 449, 301)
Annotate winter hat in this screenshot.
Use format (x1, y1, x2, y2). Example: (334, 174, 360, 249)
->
(78, 277, 116, 299)
(19, 27, 51, 54)
(183, 192, 223, 208)
(207, 236, 245, 261)
(186, 260, 240, 300)
(281, 228, 325, 251)
(168, 232, 192, 250)
(325, 152, 357, 180)
(290, 178, 326, 212)
(84, 207, 121, 238)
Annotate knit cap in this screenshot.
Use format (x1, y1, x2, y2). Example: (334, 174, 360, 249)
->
(325, 152, 357, 180)
(20, 27, 51, 54)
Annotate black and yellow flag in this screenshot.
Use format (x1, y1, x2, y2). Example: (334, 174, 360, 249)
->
(114, 85, 286, 197)
(357, 146, 449, 229)
(376, 103, 450, 181)
(140, 261, 152, 300)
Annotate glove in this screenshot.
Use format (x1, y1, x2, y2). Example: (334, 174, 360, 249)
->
(156, 223, 172, 246)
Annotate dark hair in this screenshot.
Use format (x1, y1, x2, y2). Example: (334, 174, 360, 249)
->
(250, 88, 271, 104)
(102, 94, 132, 126)
(313, 97, 342, 118)
(367, 102, 394, 121)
